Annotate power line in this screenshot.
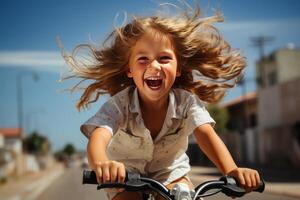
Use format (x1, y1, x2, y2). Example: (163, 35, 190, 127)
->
(250, 35, 275, 59)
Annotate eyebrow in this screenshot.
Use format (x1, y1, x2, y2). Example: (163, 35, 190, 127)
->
(135, 50, 174, 57)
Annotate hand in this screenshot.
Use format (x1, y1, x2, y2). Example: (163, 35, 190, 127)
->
(227, 167, 260, 193)
(93, 160, 126, 184)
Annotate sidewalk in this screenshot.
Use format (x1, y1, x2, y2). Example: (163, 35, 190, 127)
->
(189, 166, 300, 198)
(0, 163, 64, 200)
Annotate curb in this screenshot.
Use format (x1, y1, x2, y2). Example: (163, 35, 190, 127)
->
(0, 163, 65, 200)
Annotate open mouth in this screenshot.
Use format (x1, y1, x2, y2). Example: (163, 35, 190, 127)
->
(144, 77, 163, 90)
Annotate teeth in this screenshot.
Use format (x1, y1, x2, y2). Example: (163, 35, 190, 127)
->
(145, 77, 162, 80)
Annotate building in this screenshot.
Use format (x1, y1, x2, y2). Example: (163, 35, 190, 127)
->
(0, 128, 22, 153)
(223, 92, 257, 132)
(0, 128, 23, 178)
(221, 92, 258, 164)
(256, 47, 300, 168)
(187, 92, 258, 166)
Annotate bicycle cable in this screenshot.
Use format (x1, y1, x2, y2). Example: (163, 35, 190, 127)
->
(195, 189, 222, 198)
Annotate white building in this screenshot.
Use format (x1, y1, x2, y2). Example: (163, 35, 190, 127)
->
(0, 128, 23, 178)
(256, 48, 300, 168)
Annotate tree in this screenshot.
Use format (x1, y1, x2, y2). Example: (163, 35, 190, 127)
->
(207, 104, 229, 134)
(62, 143, 76, 157)
(54, 143, 77, 162)
(23, 131, 51, 155)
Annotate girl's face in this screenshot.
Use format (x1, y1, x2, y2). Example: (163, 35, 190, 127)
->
(127, 31, 180, 104)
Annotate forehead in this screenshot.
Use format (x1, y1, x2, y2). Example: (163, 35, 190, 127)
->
(131, 30, 175, 54)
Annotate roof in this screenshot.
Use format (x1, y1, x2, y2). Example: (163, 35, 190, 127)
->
(0, 128, 22, 138)
(221, 92, 257, 108)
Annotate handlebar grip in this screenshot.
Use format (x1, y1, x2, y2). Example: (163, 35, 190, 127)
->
(82, 170, 131, 185)
(220, 176, 265, 197)
(82, 170, 98, 184)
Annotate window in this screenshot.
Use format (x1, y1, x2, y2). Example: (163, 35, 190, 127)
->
(268, 71, 277, 86)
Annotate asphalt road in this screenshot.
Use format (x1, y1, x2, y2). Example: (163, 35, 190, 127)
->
(37, 167, 299, 200)
(37, 166, 107, 200)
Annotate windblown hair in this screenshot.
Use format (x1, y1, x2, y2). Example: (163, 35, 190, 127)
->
(62, 4, 245, 110)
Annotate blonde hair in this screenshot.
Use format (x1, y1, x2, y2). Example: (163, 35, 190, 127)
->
(62, 4, 245, 110)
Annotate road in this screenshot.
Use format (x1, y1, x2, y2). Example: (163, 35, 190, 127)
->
(37, 167, 107, 200)
(37, 167, 299, 200)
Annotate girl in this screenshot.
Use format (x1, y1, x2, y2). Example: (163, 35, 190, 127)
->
(63, 3, 260, 200)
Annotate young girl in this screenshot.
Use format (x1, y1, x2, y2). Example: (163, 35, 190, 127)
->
(63, 3, 260, 200)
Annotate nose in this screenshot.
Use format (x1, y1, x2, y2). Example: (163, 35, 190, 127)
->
(148, 59, 161, 71)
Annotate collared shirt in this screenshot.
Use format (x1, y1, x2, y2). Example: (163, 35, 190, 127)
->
(81, 86, 215, 185)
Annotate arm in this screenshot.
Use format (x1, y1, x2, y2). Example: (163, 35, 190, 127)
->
(193, 123, 260, 191)
(193, 123, 237, 174)
(87, 127, 125, 183)
(87, 127, 112, 168)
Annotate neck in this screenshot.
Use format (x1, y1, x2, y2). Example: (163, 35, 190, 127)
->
(139, 95, 169, 113)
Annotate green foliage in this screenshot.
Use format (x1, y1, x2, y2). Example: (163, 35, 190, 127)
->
(23, 131, 51, 155)
(54, 143, 77, 162)
(62, 143, 76, 156)
(207, 105, 229, 134)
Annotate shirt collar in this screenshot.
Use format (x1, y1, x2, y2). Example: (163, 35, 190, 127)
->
(129, 87, 141, 115)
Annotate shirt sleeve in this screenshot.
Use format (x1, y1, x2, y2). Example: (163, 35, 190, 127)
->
(184, 94, 216, 135)
(80, 98, 124, 138)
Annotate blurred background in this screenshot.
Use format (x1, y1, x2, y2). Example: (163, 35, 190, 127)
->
(0, 0, 299, 199)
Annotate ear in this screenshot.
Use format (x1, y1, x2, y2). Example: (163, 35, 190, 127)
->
(176, 69, 181, 77)
(127, 67, 133, 78)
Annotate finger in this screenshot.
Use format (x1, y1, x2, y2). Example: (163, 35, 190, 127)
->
(255, 172, 261, 188)
(117, 164, 126, 183)
(110, 162, 118, 182)
(250, 173, 257, 188)
(95, 166, 102, 184)
(244, 173, 252, 188)
(243, 173, 252, 193)
(237, 171, 245, 186)
(102, 164, 110, 183)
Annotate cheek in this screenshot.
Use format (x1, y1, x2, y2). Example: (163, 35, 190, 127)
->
(128, 66, 145, 83)
(168, 62, 179, 77)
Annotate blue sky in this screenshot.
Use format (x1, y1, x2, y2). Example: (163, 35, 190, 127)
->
(0, 0, 300, 151)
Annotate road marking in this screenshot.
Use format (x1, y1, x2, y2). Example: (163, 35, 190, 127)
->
(24, 168, 64, 200)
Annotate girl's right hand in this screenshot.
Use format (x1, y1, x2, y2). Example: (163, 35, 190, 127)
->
(94, 160, 126, 184)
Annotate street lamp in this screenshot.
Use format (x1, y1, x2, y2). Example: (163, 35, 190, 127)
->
(25, 109, 45, 134)
(16, 71, 39, 138)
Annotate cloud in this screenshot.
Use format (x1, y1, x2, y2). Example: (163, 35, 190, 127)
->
(0, 51, 65, 73)
(1, 18, 299, 74)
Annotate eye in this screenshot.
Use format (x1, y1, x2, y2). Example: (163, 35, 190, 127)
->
(137, 56, 149, 64)
(159, 56, 172, 63)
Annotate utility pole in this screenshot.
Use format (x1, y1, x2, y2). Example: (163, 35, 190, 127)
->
(250, 35, 274, 165)
(250, 35, 274, 87)
(16, 71, 39, 138)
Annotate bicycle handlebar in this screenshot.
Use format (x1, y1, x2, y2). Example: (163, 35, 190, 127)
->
(82, 170, 265, 199)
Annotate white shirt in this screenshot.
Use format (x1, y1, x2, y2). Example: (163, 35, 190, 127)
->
(81, 86, 215, 185)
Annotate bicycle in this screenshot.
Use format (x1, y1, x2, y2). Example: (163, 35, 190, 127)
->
(82, 170, 265, 200)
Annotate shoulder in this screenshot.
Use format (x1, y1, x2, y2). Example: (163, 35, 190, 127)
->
(111, 86, 133, 102)
(172, 88, 205, 107)
(103, 86, 133, 107)
(94, 87, 134, 118)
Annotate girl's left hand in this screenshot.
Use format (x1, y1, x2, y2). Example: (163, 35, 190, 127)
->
(227, 167, 261, 193)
